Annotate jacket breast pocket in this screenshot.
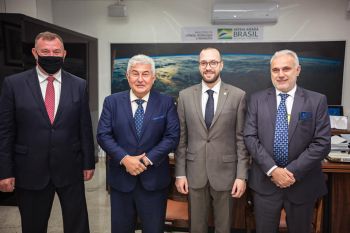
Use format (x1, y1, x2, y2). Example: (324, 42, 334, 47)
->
(186, 152, 197, 161)
(222, 154, 235, 163)
(152, 115, 165, 122)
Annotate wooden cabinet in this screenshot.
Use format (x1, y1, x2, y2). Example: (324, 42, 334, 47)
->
(322, 161, 350, 233)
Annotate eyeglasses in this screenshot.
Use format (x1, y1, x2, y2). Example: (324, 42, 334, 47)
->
(199, 60, 221, 68)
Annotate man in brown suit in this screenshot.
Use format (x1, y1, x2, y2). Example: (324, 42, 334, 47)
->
(175, 47, 250, 233)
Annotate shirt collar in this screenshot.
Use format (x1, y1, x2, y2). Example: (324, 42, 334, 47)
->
(275, 84, 297, 99)
(130, 90, 150, 103)
(36, 66, 62, 83)
(201, 79, 221, 94)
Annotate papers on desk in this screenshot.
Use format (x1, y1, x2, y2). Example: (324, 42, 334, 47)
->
(331, 135, 349, 151)
(330, 116, 348, 129)
(328, 134, 350, 162)
(327, 152, 350, 162)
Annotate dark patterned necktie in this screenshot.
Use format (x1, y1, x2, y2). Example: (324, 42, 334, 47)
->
(134, 99, 145, 139)
(273, 93, 289, 167)
(45, 76, 55, 124)
(205, 89, 214, 129)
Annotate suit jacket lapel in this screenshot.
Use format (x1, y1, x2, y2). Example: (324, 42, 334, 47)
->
(122, 91, 138, 140)
(140, 91, 156, 139)
(26, 69, 52, 126)
(267, 88, 277, 129)
(54, 72, 70, 125)
(288, 87, 305, 142)
(193, 84, 207, 130)
(211, 82, 228, 128)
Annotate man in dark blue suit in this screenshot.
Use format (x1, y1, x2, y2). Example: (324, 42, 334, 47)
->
(97, 54, 180, 233)
(0, 32, 95, 233)
(244, 50, 331, 233)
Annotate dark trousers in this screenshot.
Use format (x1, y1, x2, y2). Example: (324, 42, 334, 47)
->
(253, 192, 315, 233)
(110, 179, 168, 233)
(16, 181, 90, 233)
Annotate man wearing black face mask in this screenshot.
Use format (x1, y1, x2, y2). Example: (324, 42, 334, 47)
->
(0, 31, 95, 233)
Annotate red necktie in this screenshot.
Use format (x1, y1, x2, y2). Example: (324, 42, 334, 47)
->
(45, 76, 55, 124)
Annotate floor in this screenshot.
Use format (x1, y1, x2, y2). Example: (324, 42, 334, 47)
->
(0, 158, 187, 233)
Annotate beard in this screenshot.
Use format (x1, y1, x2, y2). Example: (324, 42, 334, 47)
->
(202, 71, 220, 84)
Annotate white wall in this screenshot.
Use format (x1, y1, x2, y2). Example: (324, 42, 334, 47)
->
(1, 0, 53, 22)
(50, 0, 350, 121)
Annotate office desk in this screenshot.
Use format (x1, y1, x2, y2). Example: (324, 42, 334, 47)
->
(322, 160, 350, 233)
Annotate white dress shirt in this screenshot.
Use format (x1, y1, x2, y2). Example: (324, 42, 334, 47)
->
(130, 90, 150, 116)
(267, 85, 297, 176)
(37, 67, 62, 116)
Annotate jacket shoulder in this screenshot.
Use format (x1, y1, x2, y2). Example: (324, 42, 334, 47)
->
(105, 90, 129, 101)
(250, 87, 273, 99)
(179, 84, 200, 96)
(62, 70, 86, 85)
(298, 87, 326, 99)
(4, 69, 36, 82)
(222, 82, 246, 96)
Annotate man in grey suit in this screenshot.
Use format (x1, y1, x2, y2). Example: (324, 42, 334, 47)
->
(175, 47, 249, 233)
(244, 50, 331, 233)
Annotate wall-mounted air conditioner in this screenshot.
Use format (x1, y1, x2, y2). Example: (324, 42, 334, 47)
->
(212, 2, 279, 24)
(108, 1, 127, 17)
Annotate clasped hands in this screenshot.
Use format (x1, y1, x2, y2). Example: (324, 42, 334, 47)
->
(122, 153, 150, 176)
(0, 177, 15, 192)
(271, 167, 295, 188)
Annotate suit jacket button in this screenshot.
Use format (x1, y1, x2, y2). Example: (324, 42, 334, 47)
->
(207, 139, 210, 143)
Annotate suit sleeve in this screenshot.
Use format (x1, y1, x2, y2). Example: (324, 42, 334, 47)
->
(175, 92, 187, 177)
(80, 82, 95, 170)
(0, 78, 16, 179)
(235, 93, 250, 180)
(244, 95, 277, 173)
(97, 97, 129, 163)
(146, 97, 180, 167)
(286, 95, 331, 180)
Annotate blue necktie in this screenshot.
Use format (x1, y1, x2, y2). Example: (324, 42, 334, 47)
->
(134, 99, 145, 139)
(205, 90, 214, 129)
(273, 93, 289, 167)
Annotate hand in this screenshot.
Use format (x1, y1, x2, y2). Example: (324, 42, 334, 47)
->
(175, 177, 189, 194)
(231, 178, 246, 198)
(122, 154, 147, 176)
(140, 155, 151, 166)
(83, 169, 95, 181)
(271, 167, 295, 188)
(0, 177, 15, 192)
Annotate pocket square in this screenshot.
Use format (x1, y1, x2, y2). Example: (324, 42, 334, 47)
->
(299, 111, 312, 120)
(152, 115, 165, 120)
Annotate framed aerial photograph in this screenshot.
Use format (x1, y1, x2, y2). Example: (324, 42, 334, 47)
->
(111, 41, 345, 105)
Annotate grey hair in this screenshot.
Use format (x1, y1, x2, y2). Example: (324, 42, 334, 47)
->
(127, 54, 155, 74)
(270, 49, 300, 67)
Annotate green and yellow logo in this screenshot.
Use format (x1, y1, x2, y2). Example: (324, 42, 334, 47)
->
(217, 28, 233, 40)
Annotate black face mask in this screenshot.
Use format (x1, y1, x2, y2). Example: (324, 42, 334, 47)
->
(37, 55, 64, 75)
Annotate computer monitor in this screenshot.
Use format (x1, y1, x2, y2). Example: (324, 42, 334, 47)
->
(328, 105, 343, 116)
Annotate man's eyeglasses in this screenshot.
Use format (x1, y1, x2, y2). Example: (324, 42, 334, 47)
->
(199, 60, 221, 68)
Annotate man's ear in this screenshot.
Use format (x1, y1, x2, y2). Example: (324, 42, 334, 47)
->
(31, 48, 38, 60)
